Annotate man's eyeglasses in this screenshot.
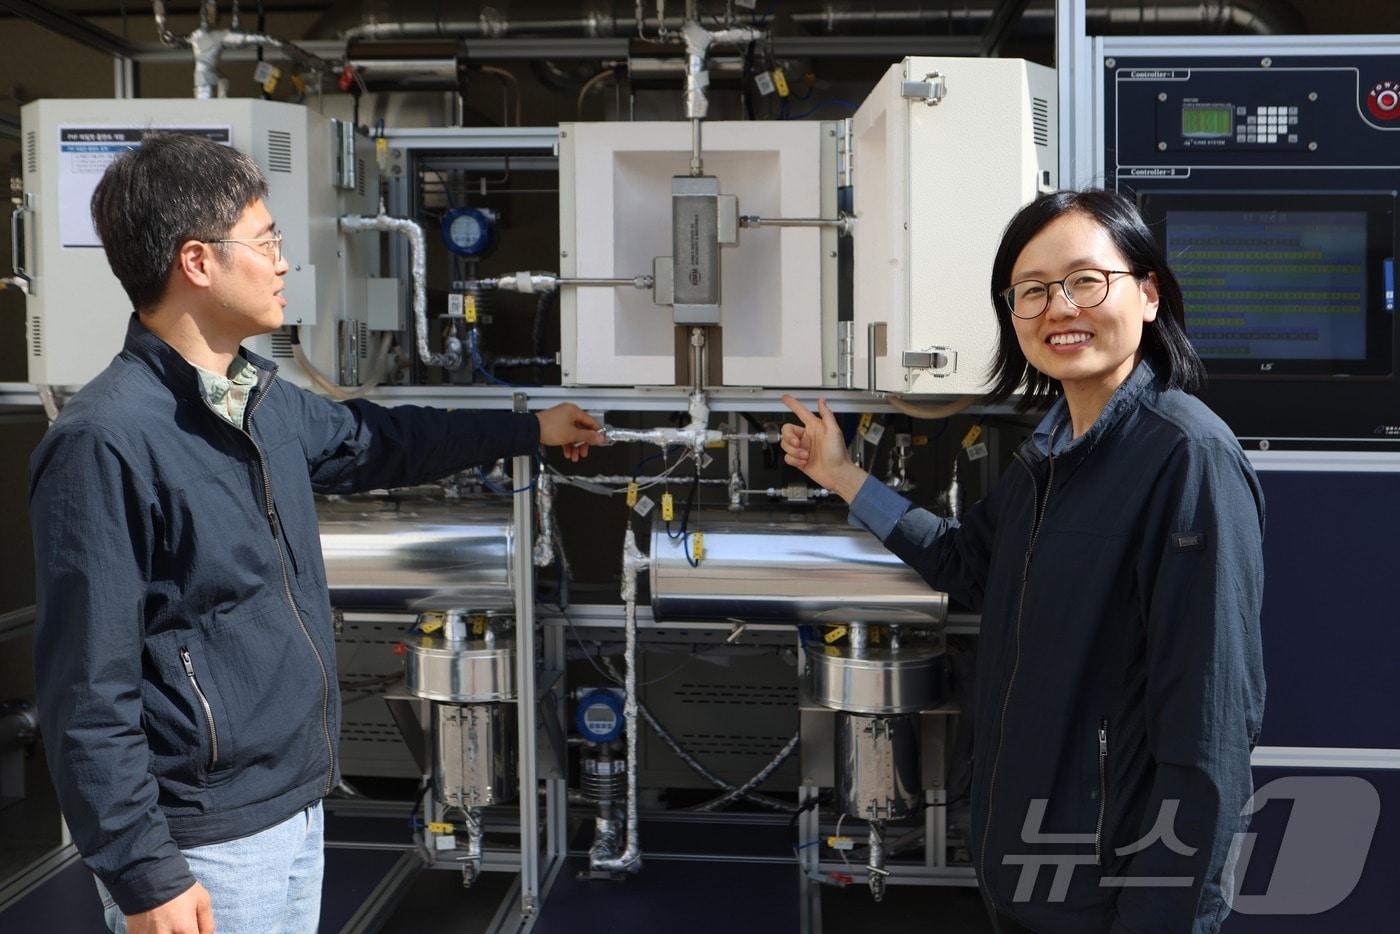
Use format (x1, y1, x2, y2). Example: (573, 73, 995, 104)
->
(1000, 268, 1136, 319)
(205, 232, 283, 264)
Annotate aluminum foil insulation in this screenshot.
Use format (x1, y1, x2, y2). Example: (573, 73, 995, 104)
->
(590, 528, 648, 874)
(341, 211, 462, 369)
(533, 472, 556, 568)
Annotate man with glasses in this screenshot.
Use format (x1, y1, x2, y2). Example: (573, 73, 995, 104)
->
(29, 133, 604, 934)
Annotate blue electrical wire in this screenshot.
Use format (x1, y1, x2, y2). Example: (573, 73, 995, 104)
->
(466, 327, 519, 388)
(633, 448, 675, 480)
(481, 474, 535, 495)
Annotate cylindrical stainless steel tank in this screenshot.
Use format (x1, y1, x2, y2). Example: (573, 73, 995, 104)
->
(835, 712, 922, 821)
(405, 636, 515, 703)
(806, 642, 946, 715)
(434, 703, 518, 809)
(316, 496, 513, 611)
(649, 510, 948, 624)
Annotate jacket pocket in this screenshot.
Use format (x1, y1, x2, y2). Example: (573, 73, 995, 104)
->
(1094, 718, 1109, 866)
(180, 647, 222, 770)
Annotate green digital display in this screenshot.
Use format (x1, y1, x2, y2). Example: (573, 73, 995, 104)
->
(1182, 105, 1233, 138)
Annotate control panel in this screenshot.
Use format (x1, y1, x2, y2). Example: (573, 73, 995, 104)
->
(1104, 51, 1400, 449)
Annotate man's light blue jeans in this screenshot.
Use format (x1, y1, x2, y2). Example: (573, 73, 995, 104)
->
(95, 802, 324, 934)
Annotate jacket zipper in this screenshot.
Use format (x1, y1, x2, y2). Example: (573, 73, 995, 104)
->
(235, 373, 337, 796)
(180, 648, 219, 768)
(978, 449, 1056, 905)
(1095, 719, 1109, 865)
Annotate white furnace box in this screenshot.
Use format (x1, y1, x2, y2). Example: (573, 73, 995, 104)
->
(853, 57, 1058, 395)
(558, 120, 840, 388)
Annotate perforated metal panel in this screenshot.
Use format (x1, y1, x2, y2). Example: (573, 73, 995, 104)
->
(638, 651, 800, 792)
(335, 616, 421, 779)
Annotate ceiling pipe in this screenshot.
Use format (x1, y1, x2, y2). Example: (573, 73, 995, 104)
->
(307, 1, 1297, 43)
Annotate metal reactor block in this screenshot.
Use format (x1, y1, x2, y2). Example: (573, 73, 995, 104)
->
(670, 175, 722, 325)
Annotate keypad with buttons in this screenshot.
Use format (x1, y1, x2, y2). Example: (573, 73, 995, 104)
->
(1234, 104, 1301, 144)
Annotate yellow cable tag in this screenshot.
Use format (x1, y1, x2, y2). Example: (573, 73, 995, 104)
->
(961, 425, 983, 449)
(426, 822, 453, 835)
(691, 532, 704, 562)
(912, 434, 929, 446)
(261, 66, 282, 95)
(419, 619, 444, 634)
(661, 492, 674, 522)
(464, 292, 478, 324)
(471, 615, 486, 636)
(705, 438, 726, 448)
(772, 68, 790, 97)
(291, 74, 306, 96)
(626, 481, 639, 507)
(824, 625, 848, 644)
(827, 835, 855, 850)
(857, 412, 873, 438)
(375, 136, 389, 171)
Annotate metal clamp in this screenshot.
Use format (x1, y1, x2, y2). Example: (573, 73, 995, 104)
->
(900, 71, 947, 106)
(902, 347, 956, 376)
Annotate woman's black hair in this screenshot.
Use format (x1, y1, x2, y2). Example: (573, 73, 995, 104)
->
(983, 188, 1206, 410)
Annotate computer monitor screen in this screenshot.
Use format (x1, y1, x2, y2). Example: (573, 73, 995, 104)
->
(1139, 193, 1394, 377)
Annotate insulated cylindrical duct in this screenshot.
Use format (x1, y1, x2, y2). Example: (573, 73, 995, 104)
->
(317, 498, 513, 612)
(649, 510, 948, 625)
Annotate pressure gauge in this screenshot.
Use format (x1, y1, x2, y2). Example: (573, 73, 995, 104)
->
(441, 207, 497, 257)
(575, 689, 624, 744)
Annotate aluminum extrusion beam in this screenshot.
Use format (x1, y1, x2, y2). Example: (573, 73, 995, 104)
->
(980, 0, 1035, 57)
(510, 400, 541, 918)
(0, 0, 136, 58)
(0, 605, 36, 643)
(337, 851, 427, 934)
(1057, 0, 1093, 188)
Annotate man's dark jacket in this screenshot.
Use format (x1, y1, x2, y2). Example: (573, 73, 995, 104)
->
(861, 361, 1266, 933)
(29, 316, 538, 914)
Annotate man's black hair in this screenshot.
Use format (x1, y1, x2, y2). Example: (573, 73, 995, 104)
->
(90, 133, 268, 311)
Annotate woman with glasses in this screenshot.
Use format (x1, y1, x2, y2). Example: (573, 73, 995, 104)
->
(782, 190, 1265, 934)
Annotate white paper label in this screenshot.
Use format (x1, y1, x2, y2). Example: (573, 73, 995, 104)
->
(754, 72, 776, 97)
(434, 834, 456, 850)
(58, 126, 232, 249)
(965, 442, 989, 461)
(862, 422, 886, 445)
(634, 495, 655, 517)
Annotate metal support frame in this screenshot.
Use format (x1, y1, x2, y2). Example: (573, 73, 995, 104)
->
(0, 844, 82, 915)
(0, 0, 136, 58)
(1056, 0, 1095, 188)
(0, 605, 35, 644)
(980, 0, 1035, 57)
(511, 394, 542, 922)
(113, 56, 136, 99)
(337, 851, 428, 934)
